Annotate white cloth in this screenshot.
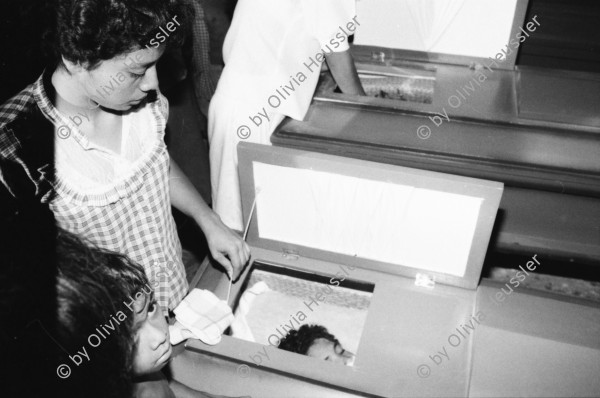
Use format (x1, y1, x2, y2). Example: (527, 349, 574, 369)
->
(169, 288, 234, 345)
(209, 0, 356, 230)
(230, 281, 271, 342)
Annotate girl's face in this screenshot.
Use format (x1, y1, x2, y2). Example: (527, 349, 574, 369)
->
(306, 338, 355, 366)
(131, 292, 172, 375)
(70, 46, 165, 111)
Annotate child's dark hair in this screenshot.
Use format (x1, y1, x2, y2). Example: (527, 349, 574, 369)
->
(49, 0, 192, 69)
(278, 324, 340, 355)
(55, 229, 150, 397)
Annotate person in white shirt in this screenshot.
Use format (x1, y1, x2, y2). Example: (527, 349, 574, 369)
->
(208, 0, 365, 231)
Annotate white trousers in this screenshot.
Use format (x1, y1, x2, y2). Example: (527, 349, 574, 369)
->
(208, 92, 285, 231)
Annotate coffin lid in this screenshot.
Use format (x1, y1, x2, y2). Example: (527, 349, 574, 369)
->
(352, 0, 529, 69)
(238, 143, 503, 290)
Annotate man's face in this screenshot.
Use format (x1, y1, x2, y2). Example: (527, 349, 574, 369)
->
(74, 46, 165, 111)
(131, 292, 172, 375)
(306, 338, 355, 366)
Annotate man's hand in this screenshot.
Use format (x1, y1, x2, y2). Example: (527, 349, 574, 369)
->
(203, 212, 250, 280)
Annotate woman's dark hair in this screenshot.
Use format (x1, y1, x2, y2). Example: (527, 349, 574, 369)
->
(278, 324, 340, 355)
(49, 0, 192, 69)
(55, 229, 150, 397)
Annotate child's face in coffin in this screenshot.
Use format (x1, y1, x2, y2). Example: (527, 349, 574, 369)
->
(132, 293, 172, 375)
(306, 338, 355, 366)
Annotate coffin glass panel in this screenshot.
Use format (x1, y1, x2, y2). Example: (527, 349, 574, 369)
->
(228, 262, 374, 367)
(356, 69, 435, 104)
